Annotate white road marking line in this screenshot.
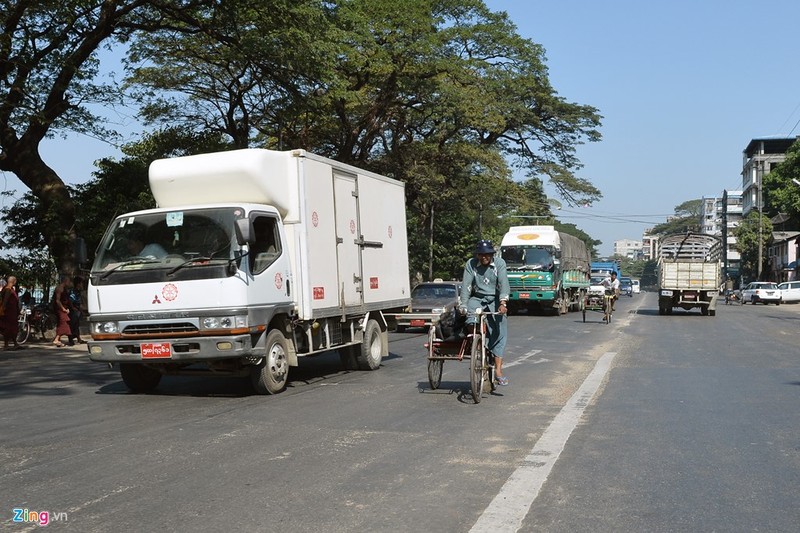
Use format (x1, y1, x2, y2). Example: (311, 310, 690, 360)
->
(470, 351, 618, 533)
(503, 349, 542, 369)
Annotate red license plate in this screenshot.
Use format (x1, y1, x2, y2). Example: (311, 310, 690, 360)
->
(141, 342, 172, 359)
(519, 293, 530, 299)
(410, 319, 425, 327)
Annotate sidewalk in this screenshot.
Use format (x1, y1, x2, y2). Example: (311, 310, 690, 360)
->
(2, 338, 89, 357)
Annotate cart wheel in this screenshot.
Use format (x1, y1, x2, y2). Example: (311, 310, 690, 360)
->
(428, 359, 443, 390)
(470, 333, 485, 404)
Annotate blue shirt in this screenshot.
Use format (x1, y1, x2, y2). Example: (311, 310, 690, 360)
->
(461, 256, 511, 303)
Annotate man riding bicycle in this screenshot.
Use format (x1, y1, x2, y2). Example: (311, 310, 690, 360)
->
(601, 271, 620, 312)
(459, 240, 511, 385)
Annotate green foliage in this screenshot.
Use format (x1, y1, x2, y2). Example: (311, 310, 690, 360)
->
(123, 0, 604, 278)
(2, 1, 604, 280)
(1, 128, 231, 268)
(763, 139, 800, 225)
(0, 0, 227, 273)
(649, 199, 702, 235)
(639, 260, 658, 288)
(554, 221, 601, 259)
(734, 211, 773, 281)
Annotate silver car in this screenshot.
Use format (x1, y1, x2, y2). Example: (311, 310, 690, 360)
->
(740, 282, 781, 305)
(393, 280, 461, 332)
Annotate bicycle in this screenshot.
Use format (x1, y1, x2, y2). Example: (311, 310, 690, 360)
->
(17, 303, 56, 344)
(603, 289, 616, 324)
(425, 306, 500, 403)
(16, 305, 31, 344)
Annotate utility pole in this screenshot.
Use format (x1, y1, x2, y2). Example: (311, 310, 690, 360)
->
(757, 161, 763, 280)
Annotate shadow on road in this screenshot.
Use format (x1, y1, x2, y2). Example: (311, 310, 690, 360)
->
(2, 345, 402, 399)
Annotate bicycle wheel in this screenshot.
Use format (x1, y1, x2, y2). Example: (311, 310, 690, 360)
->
(40, 315, 56, 342)
(470, 333, 485, 404)
(428, 359, 443, 390)
(16, 319, 31, 344)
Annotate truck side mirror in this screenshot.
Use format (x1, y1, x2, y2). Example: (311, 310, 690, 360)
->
(234, 218, 253, 245)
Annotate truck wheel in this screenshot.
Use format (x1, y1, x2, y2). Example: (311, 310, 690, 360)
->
(120, 363, 161, 393)
(251, 329, 290, 394)
(356, 319, 384, 370)
(395, 325, 406, 333)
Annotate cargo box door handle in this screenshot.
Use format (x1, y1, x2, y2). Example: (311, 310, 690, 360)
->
(355, 237, 383, 249)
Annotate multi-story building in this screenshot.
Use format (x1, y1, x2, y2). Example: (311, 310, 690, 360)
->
(642, 232, 658, 261)
(613, 239, 643, 259)
(741, 137, 797, 216)
(721, 190, 743, 281)
(699, 195, 722, 236)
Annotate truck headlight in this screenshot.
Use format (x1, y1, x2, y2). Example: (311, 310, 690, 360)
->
(95, 321, 119, 334)
(200, 316, 247, 331)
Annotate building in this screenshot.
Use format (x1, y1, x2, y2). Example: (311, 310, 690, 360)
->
(613, 239, 643, 259)
(699, 196, 722, 236)
(642, 233, 658, 261)
(768, 231, 800, 283)
(721, 190, 743, 282)
(741, 137, 797, 216)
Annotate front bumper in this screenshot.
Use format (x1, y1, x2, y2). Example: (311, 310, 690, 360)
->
(88, 334, 253, 363)
(392, 312, 440, 327)
(510, 289, 556, 301)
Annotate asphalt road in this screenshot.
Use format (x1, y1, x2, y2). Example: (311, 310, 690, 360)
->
(2, 293, 799, 532)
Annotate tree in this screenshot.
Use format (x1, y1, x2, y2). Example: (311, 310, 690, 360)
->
(649, 199, 702, 235)
(734, 210, 773, 282)
(124, 0, 604, 279)
(762, 139, 800, 226)
(0, 0, 217, 274)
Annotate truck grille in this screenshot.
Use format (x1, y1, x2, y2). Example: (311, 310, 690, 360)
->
(509, 278, 549, 290)
(122, 323, 198, 335)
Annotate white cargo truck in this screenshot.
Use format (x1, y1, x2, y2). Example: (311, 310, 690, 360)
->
(657, 233, 721, 316)
(87, 149, 411, 394)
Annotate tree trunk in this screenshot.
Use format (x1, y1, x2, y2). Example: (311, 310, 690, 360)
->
(3, 147, 77, 276)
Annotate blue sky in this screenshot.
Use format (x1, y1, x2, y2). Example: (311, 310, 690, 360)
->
(486, 0, 800, 255)
(22, 0, 800, 257)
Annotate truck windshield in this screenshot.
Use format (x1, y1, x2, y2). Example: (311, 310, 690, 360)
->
(501, 246, 555, 271)
(92, 208, 239, 275)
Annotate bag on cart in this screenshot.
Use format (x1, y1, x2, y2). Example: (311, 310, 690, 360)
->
(437, 308, 466, 341)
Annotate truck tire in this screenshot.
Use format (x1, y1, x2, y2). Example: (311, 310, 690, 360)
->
(356, 318, 384, 370)
(251, 329, 290, 394)
(120, 363, 161, 393)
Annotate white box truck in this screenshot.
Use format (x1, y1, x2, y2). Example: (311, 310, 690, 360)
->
(87, 149, 411, 394)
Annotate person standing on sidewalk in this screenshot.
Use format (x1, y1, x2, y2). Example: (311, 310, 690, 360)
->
(68, 276, 86, 344)
(52, 274, 73, 347)
(0, 276, 22, 350)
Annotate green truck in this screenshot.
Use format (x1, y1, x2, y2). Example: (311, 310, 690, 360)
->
(499, 225, 591, 315)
